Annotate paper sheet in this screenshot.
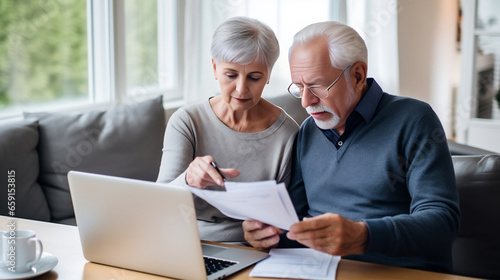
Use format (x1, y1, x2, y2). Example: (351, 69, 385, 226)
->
(249, 248, 340, 280)
(188, 180, 299, 230)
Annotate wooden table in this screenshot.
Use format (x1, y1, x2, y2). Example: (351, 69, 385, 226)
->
(0, 216, 481, 280)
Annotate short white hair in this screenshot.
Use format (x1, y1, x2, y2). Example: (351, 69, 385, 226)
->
(211, 16, 280, 73)
(289, 21, 367, 70)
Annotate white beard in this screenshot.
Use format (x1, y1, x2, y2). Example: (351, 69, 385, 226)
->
(306, 105, 341, 130)
(306, 84, 357, 130)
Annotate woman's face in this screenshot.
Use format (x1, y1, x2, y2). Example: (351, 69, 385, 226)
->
(213, 60, 269, 111)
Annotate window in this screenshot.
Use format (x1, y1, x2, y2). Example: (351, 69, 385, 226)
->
(474, 0, 500, 119)
(0, 0, 340, 118)
(0, 0, 88, 117)
(0, 0, 178, 118)
(88, 0, 179, 104)
(456, 0, 500, 152)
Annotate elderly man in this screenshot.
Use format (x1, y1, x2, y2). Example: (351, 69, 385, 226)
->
(243, 21, 460, 273)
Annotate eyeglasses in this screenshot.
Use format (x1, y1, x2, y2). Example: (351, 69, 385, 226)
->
(287, 64, 353, 99)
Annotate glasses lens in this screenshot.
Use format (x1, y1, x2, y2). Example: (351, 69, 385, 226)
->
(288, 84, 302, 98)
(309, 86, 329, 98)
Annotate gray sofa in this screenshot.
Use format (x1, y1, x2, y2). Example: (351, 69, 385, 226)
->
(451, 154, 500, 279)
(1, 93, 499, 278)
(0, 96, 167, 225)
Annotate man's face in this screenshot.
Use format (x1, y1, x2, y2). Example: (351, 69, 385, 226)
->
(289, 37, 358, 132)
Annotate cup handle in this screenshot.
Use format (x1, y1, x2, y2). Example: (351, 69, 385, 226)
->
(26, 237, 43, 270)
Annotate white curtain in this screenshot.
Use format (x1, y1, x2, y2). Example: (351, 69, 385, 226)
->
(347, 0, 400, 95)
(182, 0, 228, 103)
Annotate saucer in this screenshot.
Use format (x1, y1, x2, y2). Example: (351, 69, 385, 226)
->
(0, 252, 58, 280)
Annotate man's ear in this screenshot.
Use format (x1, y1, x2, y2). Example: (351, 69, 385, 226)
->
(355, 71, 362, 83)
(352, 62, 367, 89)
(212, 59, 218, 80)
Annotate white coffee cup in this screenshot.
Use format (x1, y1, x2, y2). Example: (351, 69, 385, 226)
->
(1, 230, 43, 273)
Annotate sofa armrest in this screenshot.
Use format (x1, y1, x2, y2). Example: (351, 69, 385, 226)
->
(451, 154, 500, 279)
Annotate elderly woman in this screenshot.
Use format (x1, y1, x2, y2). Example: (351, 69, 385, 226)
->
(156, 17, 299, 242)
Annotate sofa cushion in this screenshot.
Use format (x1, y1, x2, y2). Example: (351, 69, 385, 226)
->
(451, 154, 500, 279)
(24, 96, 166, 223)
(0, 119, 51, 221)
(267, 94, 309, 125)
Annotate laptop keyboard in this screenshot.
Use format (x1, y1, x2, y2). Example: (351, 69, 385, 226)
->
(204, 256, 237, 275)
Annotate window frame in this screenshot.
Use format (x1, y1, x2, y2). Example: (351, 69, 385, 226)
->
(88, 0, 182, 105)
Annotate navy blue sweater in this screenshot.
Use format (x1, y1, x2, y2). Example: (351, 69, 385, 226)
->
(285, 79, 460, 272)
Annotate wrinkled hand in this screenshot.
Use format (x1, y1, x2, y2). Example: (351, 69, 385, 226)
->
(185, 156, 239, 188)
(243, 220, 283, 251)
(287, 213, 368, 256)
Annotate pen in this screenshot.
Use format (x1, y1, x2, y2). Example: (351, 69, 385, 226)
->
(210, 161, 226, 181)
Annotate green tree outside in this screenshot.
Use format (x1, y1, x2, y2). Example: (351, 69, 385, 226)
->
(0, 0, 87, 109)
(125, 0, 159, 92)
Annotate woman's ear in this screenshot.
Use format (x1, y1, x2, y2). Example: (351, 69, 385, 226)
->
(212, 59, 218, 80)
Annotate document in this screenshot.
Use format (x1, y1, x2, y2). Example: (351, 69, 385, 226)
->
(250, 248, 340, 280)
(188, 180, 299, 230)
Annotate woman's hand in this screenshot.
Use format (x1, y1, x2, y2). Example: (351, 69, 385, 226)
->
(185, 155, 239, 188)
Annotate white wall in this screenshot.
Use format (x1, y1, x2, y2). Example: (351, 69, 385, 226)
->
(398, 0, 460, 137)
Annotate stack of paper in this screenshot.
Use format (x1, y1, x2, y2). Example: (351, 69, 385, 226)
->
(249, 248, 340, 280)
(188, 180, 299, 230)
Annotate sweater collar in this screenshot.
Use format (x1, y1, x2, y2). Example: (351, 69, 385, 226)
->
(353, 78, 384, 124)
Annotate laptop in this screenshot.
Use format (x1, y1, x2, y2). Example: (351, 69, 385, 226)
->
(67, 170, 269, 280)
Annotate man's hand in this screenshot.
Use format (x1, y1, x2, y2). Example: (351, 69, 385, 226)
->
(287, 213, 368, 256)
(185, 156, 239, 188)
(243, 220, 283, 251)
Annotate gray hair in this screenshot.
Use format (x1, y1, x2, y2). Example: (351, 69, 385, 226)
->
(289, 21, 367, 70)
(211, 17, 280, 73)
